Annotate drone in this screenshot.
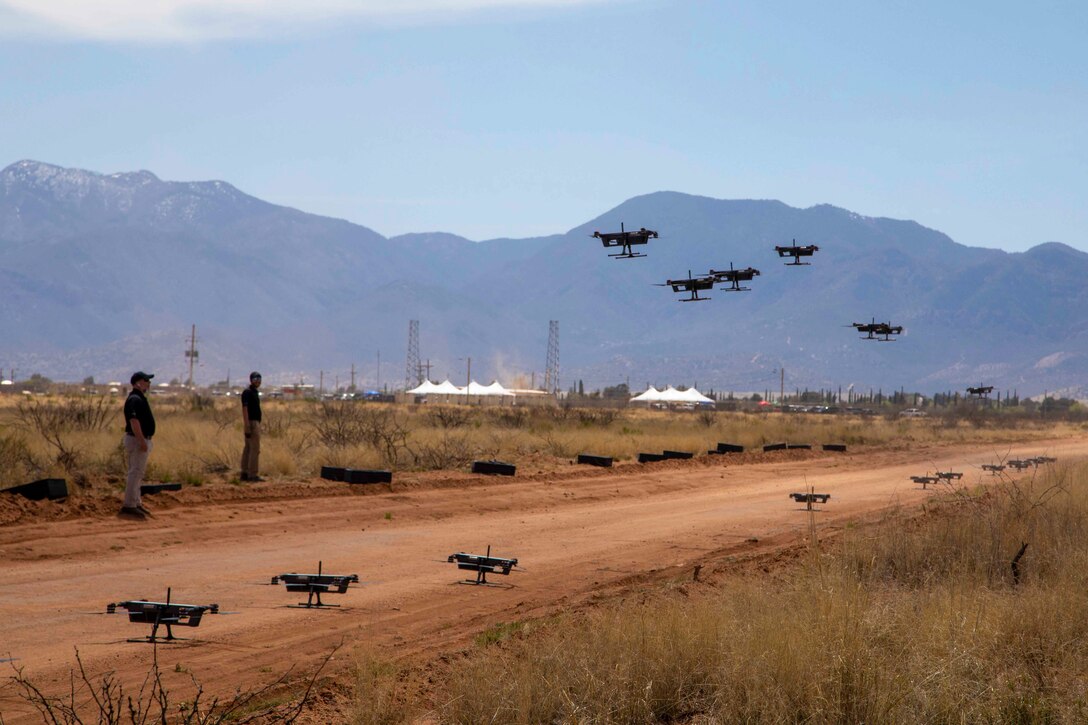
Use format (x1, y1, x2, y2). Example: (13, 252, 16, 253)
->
(447, 546, 520, 586)
(656, 270, 716, 302)
(910, 475, 939, 489)
(789, 491, 830, 511)
(966, 385, 994, 397)
(851, 318, 903, 341)
(708, 263, 761, 292)
(106, 588, 220, 644)
(271, 561, 359, 608)
(774, 240, 820, 266)
(592, 223, 658, 259)
(982, 464, 1006, 474)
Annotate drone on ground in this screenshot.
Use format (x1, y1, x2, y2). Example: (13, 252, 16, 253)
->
(447, 546, 520, 586)
(708, 263, 761, 292)
(106, 588, 220, 643)
(592, 223, 658, 259)
(271, 561, 359, 608)
(851, 318, 903, 341)
(774, 240, 820, 266)
(656, 270, 716, 302)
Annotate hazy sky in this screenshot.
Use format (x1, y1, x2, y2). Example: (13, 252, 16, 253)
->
(2, 1, 1084, 250)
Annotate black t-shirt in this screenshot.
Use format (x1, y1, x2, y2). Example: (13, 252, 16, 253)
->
(124, 388, 156, 438)
(241, 386, 262, 422)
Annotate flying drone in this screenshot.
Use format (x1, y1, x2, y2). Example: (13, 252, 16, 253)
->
(851, 318, 903, 341)
(966, 385, 994, 398)
(592, 223, 658, 259)
(774, 240, 820, 266)
(271, 561, 359, 608)
(656, 270, 716, 302)
(105, 588, 221, 644)
(708, 263, 761, 292)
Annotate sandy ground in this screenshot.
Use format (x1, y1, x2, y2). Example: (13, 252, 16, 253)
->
(1, 436, 1084, 721)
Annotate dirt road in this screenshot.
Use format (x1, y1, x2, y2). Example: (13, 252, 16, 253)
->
(1, 437, 1083, 720)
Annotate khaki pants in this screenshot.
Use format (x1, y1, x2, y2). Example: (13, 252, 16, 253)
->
(241, 421, 261, 478)
(123, 435, 152, 508)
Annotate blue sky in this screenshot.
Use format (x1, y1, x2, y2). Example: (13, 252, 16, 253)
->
(2, 0, 1085, 250)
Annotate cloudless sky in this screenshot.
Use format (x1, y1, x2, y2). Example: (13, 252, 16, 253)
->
(1, 0, 1085, 250)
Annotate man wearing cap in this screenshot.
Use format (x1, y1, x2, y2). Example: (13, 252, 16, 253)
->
(121, 371, 156, 518)
(240, 371, 263, 481)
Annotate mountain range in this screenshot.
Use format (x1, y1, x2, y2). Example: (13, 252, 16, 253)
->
(2, 159, 1085, 397)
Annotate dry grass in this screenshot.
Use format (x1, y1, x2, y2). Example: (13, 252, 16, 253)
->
(398, 464, 1088, 723)
(0, 394, 1077, 488)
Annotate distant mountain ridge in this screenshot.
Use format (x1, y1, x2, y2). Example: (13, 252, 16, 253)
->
(1, 159, 1084, 396)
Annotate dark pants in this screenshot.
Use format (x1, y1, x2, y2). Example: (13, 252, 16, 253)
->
(241, 421, 261, 478)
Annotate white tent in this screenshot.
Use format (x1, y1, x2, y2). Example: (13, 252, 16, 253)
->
(660, 385, 683, 401)
(464, 380, 516, 396)
(406, 380, 442, 394)
(432, 379, 467, 395)
(465, 380, 490, 395)
(676, 387, 714, 403)
(630, 386, 663, 402)
(481, 381, 515, 396)
(632, 385, 713, 404)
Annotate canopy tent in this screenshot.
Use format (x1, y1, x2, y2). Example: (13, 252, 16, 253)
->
(631, 385, 714, 404)
(431, 379, 466, 395)
(630, 386, 663, 402)
(480, 381, 515, 396)
(406, 380, 442, 395)
(675, 387, 714, 404)
(410, 379, 516, 396)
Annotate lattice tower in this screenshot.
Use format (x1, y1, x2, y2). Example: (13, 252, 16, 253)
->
(405, 320, 421, 389)
(543, 320, 559, 394)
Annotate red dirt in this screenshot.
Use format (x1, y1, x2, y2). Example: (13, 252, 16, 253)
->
(0, 437, 1083, 721)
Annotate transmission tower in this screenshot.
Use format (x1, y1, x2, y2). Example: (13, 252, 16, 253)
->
(543, 320, 559, 394)
(405, 320, 421, 390)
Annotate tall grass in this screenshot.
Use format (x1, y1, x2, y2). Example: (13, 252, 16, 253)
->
(419, 465, 1088, 723)
(0, 395, 1074, 486)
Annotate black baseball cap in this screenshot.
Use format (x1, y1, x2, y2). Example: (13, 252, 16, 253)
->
(250, 371, 262, 381)
(131, 371, 154, 384)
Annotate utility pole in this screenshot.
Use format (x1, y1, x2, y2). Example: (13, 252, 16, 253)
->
(184, 324, 199, 388)
(377, 350, 381, 392)
(319, 370, 324, 395)
(350, 363, 356, 392)
(780, 367, 784, 403)
(466, 357, 472, 388)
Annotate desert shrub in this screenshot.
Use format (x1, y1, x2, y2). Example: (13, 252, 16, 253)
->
(410, 431, 477, 470)
(0, 430, 41, 484)
(11, 397, 113, 471)
(305, 403, 409, 466)
(11, 644, 337, 724)
(492, 406, 529, 429)
(424, 406, 474, 429)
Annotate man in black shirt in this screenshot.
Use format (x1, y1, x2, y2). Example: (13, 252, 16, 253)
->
(240, 371, 263, 481)
(121, 371, 156, 518)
